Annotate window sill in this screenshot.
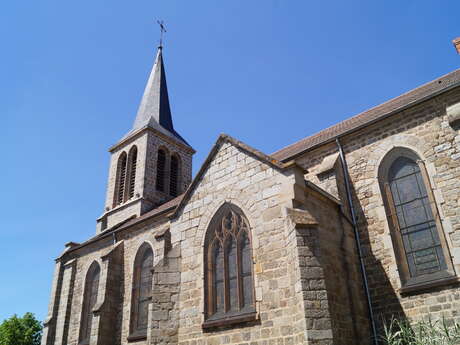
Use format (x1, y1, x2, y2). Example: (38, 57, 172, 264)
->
(202, 311, 258, 329)
(127, 333, 147, 342)
(399, 275, 460, 295)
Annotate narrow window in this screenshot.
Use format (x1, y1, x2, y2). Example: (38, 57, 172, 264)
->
(127, 146, 138, 199)
(170, 155, 179, 197)
(115, 152, 127, 206)
(130, 244, 153, 338)
(156, 149, 166, 192)
(204, 203, 255, 327)
(79, 262, 100, 344)
(379, 148, 454, 287)
(212, 241, 225, 314)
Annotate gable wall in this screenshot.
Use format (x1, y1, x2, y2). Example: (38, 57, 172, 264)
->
(170, 141, 313, 345)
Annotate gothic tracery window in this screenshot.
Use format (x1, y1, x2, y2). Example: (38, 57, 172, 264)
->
(79, 262, 100, 344)
(204, 203, 256, 327)
(130, 244, 154, 338)
(379, 148, 454, 288)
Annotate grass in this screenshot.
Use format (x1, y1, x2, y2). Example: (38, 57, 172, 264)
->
(381, 316, 460, 345)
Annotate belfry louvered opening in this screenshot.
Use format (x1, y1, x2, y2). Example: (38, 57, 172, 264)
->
(170, 155, 179, 197)
(156, 149, 166, 192)
(114, 152, 128, 206)
(128, 146, 138, 200)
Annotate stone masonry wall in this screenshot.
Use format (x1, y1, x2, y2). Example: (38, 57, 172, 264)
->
(294, 86, 460, 328)
(168, 140, 368, 345)
(144, 130, 193, 206)
(288, 182, 371, 345)
(53, 216, 170, 345)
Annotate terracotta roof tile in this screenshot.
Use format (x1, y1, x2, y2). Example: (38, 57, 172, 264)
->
(272, 68, 460, 161)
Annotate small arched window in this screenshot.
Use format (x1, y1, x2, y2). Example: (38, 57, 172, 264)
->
(379, 148, 454, 288)
(127, 146, 138, 199)
(130, 244, 154, 338)
(79, 262, 100, 344)
(114, 152, 127, 206)
(170, 155, 180, 197)
(156, 149, 166, 192)
(204, 203, 256, 328)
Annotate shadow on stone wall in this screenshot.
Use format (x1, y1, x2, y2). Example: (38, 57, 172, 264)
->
(346, 173, 408, 344)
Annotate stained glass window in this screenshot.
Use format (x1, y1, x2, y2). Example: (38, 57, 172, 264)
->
(130, 244, 153, 336)
(387, 157, 447, 277)
(205, 204, 255, 324)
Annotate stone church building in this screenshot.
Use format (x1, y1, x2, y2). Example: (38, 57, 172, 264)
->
(42, 42, 460, 345)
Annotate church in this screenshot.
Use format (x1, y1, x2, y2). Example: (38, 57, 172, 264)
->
(41, 40, 460, 345)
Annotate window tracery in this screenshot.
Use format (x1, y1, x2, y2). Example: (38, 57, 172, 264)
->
(204, 204, 256, 327)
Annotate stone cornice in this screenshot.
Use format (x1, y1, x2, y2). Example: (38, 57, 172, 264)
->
(108, 126, 195, 154)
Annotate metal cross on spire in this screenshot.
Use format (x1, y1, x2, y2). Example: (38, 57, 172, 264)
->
(157, 20, 166, 48)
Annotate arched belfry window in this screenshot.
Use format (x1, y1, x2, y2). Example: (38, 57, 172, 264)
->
(156, 149, 166, 192)
(127, 146, 138, 200)
(170, 155, 180, 197)
(379, 148, 454, 288)
(114, 152, 127, 206)
(130, 244, 154, 338)
(79, 262, 100, 344)
(204, 203, 256, 328)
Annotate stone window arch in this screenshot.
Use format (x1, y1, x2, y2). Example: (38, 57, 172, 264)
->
(203, 203, 256, 328)
(127, 146, 138, 200)
(114, 151, 127, 206)
(129, 243, 154, 339)
(156, 148, 167, 192)
(378, 147, 455, 289)
(79, 261, 100, 344)
(169, 154, 180, 197)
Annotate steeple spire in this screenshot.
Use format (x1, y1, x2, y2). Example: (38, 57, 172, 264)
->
(130, 46, 190, 146)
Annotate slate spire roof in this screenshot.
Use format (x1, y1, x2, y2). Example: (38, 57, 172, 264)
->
(127, 46, 190, 146)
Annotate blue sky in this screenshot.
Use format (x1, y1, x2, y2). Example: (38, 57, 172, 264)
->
(1, 0, 459, 322)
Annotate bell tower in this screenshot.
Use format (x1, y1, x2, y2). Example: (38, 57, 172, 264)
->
(96, 46, 194, 233)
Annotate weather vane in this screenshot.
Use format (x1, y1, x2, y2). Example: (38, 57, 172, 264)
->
(157, 20, 166, 47)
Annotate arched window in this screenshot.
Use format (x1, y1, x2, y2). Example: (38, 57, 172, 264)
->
(170, 155, 180, 197)
(379, 148, 454, 288)
(127, 146, 138, 199)
(156, 149, 166, 192)
(114, 152, 127, 206)
(79, 262, 100, 344)
(130, 244, 153, 338)
(204, 203, 256, 327)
